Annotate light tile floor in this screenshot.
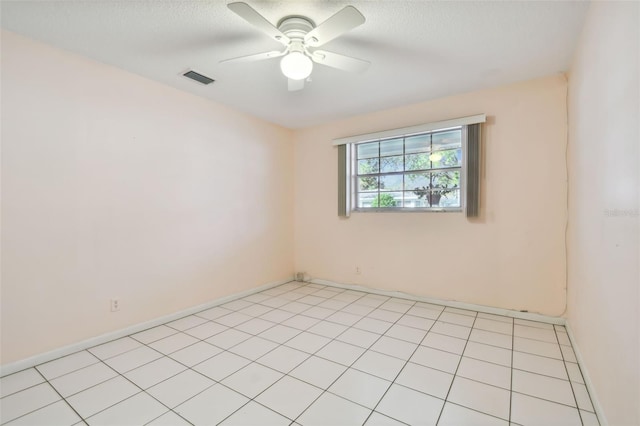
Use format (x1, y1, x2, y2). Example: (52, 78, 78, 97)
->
(1, 282, 599, 425)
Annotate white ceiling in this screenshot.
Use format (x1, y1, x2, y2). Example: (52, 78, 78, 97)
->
(1, 1, 588, 129)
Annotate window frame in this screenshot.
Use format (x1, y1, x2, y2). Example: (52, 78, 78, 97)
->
(348, 126, 468, 213)
(336, 114, 484, 218)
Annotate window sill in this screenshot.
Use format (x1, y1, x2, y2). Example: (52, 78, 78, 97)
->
(351, 207, 463, 213)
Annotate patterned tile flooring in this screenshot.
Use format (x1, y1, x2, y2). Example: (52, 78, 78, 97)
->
(0, 282, 599, 425)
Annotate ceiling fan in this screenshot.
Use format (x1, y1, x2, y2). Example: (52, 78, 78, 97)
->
(222, 2, 370, 91)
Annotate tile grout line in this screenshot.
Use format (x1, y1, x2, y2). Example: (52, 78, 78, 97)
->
(36, 299, 286, 425)
(141, 410, 186, 426)
(568, 365, 598, 417)
(245, 287, 415, 420)
(127, 284, 326, 424)
(130, 290, 586, 421)
(213, 284, 381, 424)
(315, 279, 566, 327)
(434, 312, 480, 425)
(81, 352, 196, 425)
(442, 400, 512, 424)
(290, 296, 423, 425)
(82, 296, 456, 400)
(284, 290, 419, 421)
(509, 314, 515, 424)
(1, 368, 88, 426)
(177, 284, 363, 421)
(137, 287, 322, 423)
(362, 302, 447, 425)
(554, 326, 584, 425)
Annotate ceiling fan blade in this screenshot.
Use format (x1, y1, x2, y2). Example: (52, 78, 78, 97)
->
(310, 50, 370, 73)
(304, 6, 365, 47)
(228, 2, 290, 46)
(288, 78, 305, 91)
(220, 50, 286, 64)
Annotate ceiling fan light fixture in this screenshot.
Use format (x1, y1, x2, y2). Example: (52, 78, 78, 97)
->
(429, 152, 443, 162)
(280, 51, 313, 80)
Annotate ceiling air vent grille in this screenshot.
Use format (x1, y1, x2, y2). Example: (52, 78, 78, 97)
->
(182, 70, 215, 85)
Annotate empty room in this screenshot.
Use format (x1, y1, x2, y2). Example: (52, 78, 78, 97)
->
(1, 1, 638, 425)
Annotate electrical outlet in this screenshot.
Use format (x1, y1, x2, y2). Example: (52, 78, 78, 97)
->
(110, 299, 120, 312)
(355, 266, 361, 275)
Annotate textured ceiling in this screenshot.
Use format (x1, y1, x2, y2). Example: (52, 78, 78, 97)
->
(1, 1, 588, 128)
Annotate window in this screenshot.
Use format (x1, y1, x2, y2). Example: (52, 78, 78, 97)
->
(336, 114, 484, 216)
(353, 128, 463, 211)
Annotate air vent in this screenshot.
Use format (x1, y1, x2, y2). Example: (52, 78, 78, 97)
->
(182, 70, 215, 85)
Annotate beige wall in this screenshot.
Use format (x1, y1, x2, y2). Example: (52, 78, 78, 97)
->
(293, 75, 568, 316)
(566, 2, 639, 425)
(0, 31, 294, 364)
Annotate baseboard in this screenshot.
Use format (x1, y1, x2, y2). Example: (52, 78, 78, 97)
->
(4, 275, 603, 423)
(309, 278, 566, 325)
(309, 279, 607, 421)
(564, 321, 608, 426)
(0, 277, 294, 377)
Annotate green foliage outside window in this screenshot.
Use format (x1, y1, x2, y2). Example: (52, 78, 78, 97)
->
(371, 193, 397, 207)
(355, 130, 463, 209)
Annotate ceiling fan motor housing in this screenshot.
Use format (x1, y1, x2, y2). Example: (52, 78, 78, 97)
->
(278, 17, 315, 43)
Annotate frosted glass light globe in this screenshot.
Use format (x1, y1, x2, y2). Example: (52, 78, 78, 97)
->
(280, 52, 313, 80)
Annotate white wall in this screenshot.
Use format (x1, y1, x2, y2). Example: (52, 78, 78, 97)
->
(566, 2, 640, 425)
(0, 31, 294, 365)
(293, 75, 568, 316)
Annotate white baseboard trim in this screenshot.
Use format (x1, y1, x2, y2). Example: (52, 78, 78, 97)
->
(564, 321, 608, 426)
(0, 277, 293, 377)
(309, 278, 566, 325)
(310, 279, 608, 421)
